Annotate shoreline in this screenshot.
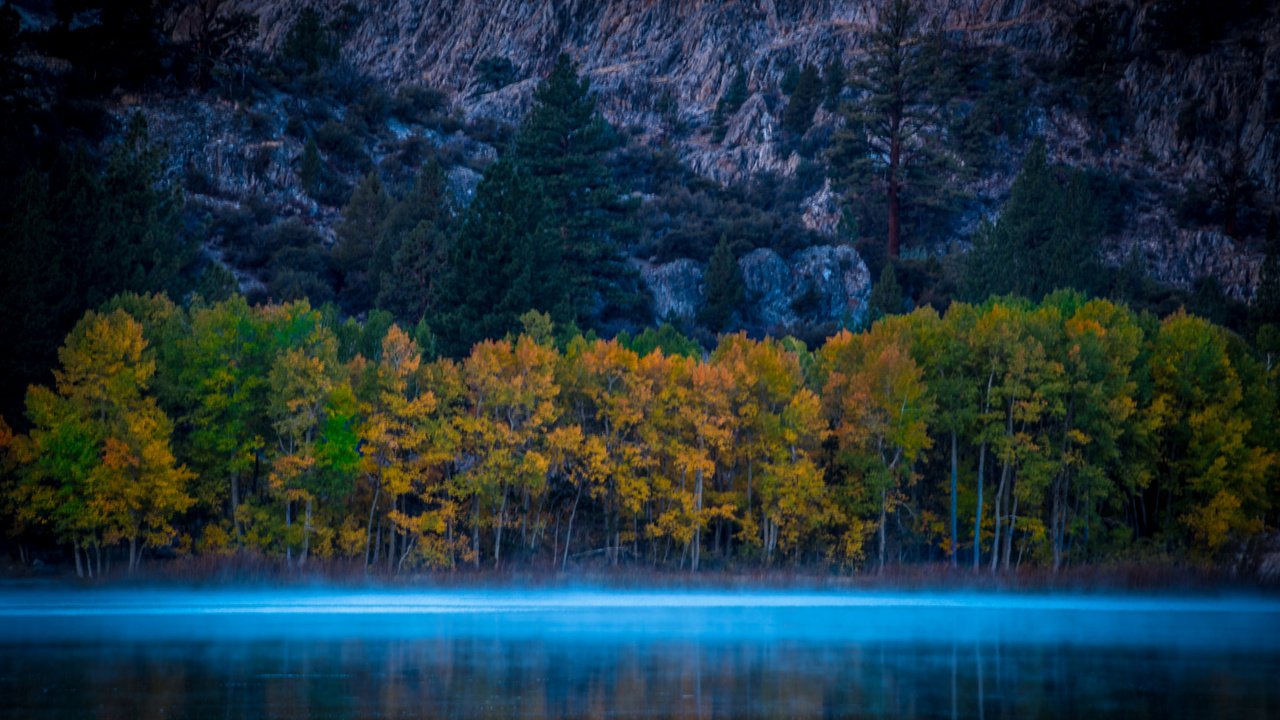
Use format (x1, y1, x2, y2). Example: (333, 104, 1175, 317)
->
(3, 555, 1276, 595)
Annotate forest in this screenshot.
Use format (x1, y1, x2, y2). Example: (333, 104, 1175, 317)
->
(2, 291, 1275, 576)
(0, 1, 1277, 578)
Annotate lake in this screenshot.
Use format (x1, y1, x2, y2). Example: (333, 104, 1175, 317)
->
(0, 588, 1277, 718)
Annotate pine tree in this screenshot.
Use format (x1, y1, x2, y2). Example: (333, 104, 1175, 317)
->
(430, 159, 567, 357)
(331, 171, 390, 312)
(699, 236, 745, 331)
(782, 63, 822, 136)
(828, 0, 957, 258)
(513, 53, 644, 329)
(299, 138, 322, 198)
(376, 161, 451, 322)
(1253, 214, 1279, 329)
(823, 59, 846, 111)
(711, 65, 749, 143)
(963, 140, 1102, 301)
(867, 262, 903, 323)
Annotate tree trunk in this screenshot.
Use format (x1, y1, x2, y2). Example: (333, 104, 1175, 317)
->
(128, 535, 138, 576)
(364, 481, 381, 571)
(878, 486, 888, 574)
(494, 486, 508, 568)
(887, 124, 902, 258)
(231, 472, 241, 539)
(562, 481, 582, 571)
(285, 498, 292, 567)
(301, 496, 313, 566)
(692, 469, 703, 572)
(950, 430, 958, 569)
(73, 542, 84, 579)
(990, 461, 1008, 574)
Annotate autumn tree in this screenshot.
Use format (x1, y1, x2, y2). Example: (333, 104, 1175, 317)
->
(11, 309, 192, 575)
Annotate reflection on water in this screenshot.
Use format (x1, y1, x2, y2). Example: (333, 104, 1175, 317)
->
(0, 590, 1277, 719)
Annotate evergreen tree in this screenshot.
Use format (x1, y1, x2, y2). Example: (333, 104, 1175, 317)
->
(1253, 214, 1279, 331)
(299, 138, 322, 198)
(331, 171, 390, 312)
(963, 140, 1103, 301)
(377, 161, 452, 323)
(699, 236, 745, 331)
(430, 159, 567, 357)
(711, 65, 749, 143)
(279, 8, 337, 75)
(828, 0, 957, 258)
(867, 262, 904, 323)
(782, 63, 822, 136)
(513, 53, 644, 329)
(823, 59, 846, 111)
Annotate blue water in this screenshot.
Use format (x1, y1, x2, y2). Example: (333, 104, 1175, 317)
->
(1, 588, 1277, 718)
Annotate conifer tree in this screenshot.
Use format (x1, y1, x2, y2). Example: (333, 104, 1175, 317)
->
(867, 262, 904, 323)
(828, 0, 956, 258)
(699, 236, 745, 331)
(963, 140, 1102, 301)
(430, 159, 567, 357)
(513, 53, 644, 329)
(377, 161, 452, 323)
(331, 171, 390, 312)
(782, 63, 822, 136)
(711, 65, 749, 143)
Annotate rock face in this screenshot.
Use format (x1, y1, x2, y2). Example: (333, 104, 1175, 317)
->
(640, 244, 871, 332)
(226, 0, 1278, 301)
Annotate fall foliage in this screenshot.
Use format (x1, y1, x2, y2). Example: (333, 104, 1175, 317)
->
(2, 293, 1276, 574)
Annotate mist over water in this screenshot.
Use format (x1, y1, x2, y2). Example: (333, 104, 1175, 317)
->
(1, 588, 1278, 718)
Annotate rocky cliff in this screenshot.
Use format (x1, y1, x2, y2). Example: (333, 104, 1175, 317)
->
(219, 0, 1277, 302)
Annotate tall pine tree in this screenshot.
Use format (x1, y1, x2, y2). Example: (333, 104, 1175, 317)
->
(513, 53, 644, 330)
(331, 171, 390, 312)
(828, 0, 957, 258)
(699, 236, 745, 331)
(429, 159, 567, 357)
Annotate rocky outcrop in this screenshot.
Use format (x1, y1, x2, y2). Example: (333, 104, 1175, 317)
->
(221, 0, 1277, 301)
(640, 244, 871, 331)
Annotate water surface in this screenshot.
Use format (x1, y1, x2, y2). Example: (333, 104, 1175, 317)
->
(1, 588, 1277, 718)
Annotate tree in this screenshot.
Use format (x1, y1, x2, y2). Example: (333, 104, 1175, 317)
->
(1146, 311, 1274, 553)
(430, 159, 567, 357)
(823, 59, 846, 111)
(699, 236, 745, 331)
(829, 0, 955, 258)
(964, 140, 1103, 301)
(820, 323, 933, 571)
(299, 138, 323, 198)
(782, 63, 822, 136)
(711, 65, 749, 143)
(867, 262, 904, 324)
(11, 309, 192, 575)
(279, 8, 336, 74)
(513, 53, 644, 328)
(377, 161, 452, 323)
(332, 171, 391, 312)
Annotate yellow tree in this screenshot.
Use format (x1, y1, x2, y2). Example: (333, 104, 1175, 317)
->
(358, 325, 458, 571)
(820, 323, 933, 572)
(266, 307, 356, 566)
(459, 336, 558, 567)
(560, 337, 654, 565)
(1148, 311, 1275, 553)
(12, 309, 192, 575)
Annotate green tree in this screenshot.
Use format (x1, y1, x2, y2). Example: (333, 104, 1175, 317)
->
(331, 171, 390, 312)
(279, 8, 337, 74)
(377, 161, 452, 323)
(699, 236, 745, 331)
(430, 160, 567, 357)
(964, 140, 1103, 301)
(299, 137, 323, 198)
(513, 53, 644, 328)
(828, 0, 955, 258)
(711, 64, 749, 143)
(823, 59, 846, 111)
(782, 63, 822, 136)
(867, 262, 904, 323)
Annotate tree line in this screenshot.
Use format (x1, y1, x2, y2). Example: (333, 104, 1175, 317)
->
(2, 292, 1275, 576)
